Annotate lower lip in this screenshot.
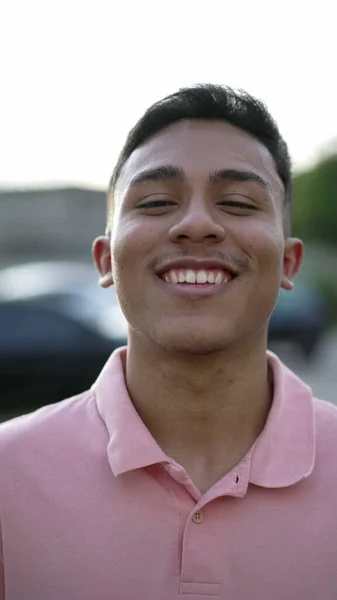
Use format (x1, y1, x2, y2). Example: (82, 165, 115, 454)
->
(157, 276, 235, 297)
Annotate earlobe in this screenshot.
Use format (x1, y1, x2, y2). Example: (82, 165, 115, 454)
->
(280, 276, 294, 291)
(99, 272, 114, 288)
(92, 235, 114, 288)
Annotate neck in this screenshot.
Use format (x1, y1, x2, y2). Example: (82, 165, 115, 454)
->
(125, 336, 273, 490)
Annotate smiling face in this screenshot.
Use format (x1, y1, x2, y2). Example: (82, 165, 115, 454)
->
(94, 120, 303, 355)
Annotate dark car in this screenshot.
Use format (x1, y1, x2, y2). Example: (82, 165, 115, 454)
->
(0, 262, 127, 412)
(0, 261, 127, 340)
(268, 283, 327, 358)
(0, 300, 126, 412)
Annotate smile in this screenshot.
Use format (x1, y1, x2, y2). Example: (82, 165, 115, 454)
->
(162, 268, 232, 285)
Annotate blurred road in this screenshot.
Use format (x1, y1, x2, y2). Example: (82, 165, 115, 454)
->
(1, 329, 336, 424)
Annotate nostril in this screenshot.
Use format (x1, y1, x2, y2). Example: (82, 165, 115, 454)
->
(176, 233, 218, 241)
(169, 217, 226, 244)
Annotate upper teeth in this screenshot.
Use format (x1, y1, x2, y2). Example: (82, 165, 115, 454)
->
(163, 269, 230, 285)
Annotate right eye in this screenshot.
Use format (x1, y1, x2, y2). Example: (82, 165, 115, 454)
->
(137, 196, 178, 213)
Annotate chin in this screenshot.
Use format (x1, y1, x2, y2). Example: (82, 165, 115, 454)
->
(154, 329, 233, 356)
(165, 344, 227, 357)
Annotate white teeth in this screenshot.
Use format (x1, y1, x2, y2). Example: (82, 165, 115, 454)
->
(196, 270, 208, 284)
(186, 270, 196, 283)
(164, 268, 232, 285)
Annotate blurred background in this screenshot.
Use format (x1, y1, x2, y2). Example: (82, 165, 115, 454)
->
(0, 0, 336, 420)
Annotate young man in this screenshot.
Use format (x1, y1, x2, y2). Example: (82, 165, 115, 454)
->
(0, 85, 336, 599)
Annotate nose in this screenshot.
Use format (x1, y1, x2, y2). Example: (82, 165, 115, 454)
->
(168, 199, 226, 244)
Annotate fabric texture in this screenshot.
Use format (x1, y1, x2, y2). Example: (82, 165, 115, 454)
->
(0, 348, 336, 599)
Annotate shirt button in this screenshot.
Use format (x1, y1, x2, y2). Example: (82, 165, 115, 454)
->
(192, 510, 204, 524)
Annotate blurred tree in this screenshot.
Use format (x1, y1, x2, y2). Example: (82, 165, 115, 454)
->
(292, 154, 337, 246)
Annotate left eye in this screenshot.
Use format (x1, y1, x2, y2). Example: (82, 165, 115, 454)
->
(218, 200, 256, 210)
(138, 199, 175, 209)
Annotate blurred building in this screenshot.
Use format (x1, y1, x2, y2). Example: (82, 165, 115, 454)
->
(0, 187, 106, 267)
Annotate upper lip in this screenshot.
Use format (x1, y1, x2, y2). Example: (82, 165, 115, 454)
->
(155, 258, 238, 278)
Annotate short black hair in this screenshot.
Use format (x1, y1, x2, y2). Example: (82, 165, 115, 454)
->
(107, 84, 292, 232)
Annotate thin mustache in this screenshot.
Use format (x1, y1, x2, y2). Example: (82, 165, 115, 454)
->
(150, 251, 251, 271)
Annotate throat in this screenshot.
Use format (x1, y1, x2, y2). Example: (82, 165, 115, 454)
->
(125, 341, 274, 493)
(154, 384, 273, 493)
(172, 452, 249, 494)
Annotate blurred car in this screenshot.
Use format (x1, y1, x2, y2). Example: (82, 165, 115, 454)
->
(0, 262, 128, 411)
(0, 260, 128, 336)
(268, 283, 327, 358)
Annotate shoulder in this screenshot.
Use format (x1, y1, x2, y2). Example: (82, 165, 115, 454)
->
(0, 390, 93, 439)
(313, 397, 337, 447)
(308, 397, 337, 487)
(0, 390, 107, 474)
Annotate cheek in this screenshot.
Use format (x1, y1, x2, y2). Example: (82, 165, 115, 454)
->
(241, 221, 284, 272)
(110, 220, 158, 279)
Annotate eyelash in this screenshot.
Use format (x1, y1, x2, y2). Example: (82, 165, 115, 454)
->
(138, 199, 256, 211)
(219, 200, 256, 209)
(138, 200, 175, 209)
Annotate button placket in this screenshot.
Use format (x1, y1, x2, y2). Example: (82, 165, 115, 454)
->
(181, 505, 220, 597)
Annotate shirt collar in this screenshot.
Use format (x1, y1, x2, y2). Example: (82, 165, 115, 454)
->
(249, 351, 315, 487)
(93, 347, 167, 476)
(92, 348, 315, 487)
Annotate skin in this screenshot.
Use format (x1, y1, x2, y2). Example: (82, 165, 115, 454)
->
(93, 120, 303, 492)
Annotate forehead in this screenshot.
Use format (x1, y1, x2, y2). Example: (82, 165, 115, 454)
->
(117, 120, 283, 196)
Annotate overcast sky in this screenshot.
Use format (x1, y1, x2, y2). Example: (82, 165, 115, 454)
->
(1, 0, 336, 190)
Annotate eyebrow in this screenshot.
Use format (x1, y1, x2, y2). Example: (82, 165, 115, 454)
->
(129, 165, 184, 187)
(128, 164, 271, 192)
(209, 168, 271, 192)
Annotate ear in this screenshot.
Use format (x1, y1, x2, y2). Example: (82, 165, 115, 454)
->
(92, 236, 114, 288)
(280, 237, 304, 291)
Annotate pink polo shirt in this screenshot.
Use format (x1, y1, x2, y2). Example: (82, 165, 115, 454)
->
(0, 348, 337, 599)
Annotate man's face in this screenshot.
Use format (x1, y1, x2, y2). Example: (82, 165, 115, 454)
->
(94, 120, 302, 355)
